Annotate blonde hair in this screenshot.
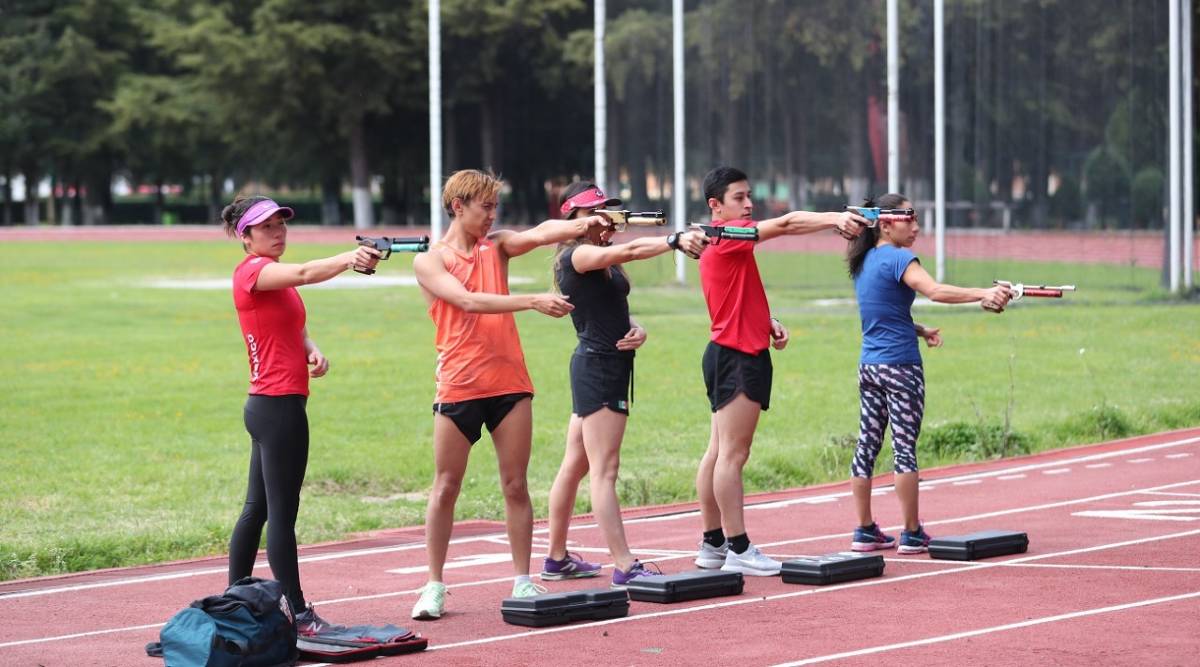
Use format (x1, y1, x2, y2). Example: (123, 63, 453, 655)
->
(442, 169, 503, 219)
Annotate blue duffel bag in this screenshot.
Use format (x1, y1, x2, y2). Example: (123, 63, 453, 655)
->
(146, 577, 297, 667)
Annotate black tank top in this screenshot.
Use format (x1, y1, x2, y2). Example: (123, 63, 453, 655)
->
(556, 246, 633, 357)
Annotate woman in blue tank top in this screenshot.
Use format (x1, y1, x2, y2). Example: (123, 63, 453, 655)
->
(845, 193, 1013, 554)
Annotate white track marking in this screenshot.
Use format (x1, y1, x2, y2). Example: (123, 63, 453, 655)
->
(996, 563, 1200, 573)
(952, 480, 982, 486)
(0, 624, 164, 650)
(416, 529, 1200, 654)
(998, 474, 1026, 480)
(768, 591, 1200, 666)
(6, 524, 1198, 652)
(1042, 468, 1071, 475)
(1166, 453, 1193, 459)
(1128, 458, 1155, 463)
(1142, 491, 1200, 498)
(1085, 463, 1113, 469)
(1074, 509, 1200, 522)
(1134, 500, 1200, 506)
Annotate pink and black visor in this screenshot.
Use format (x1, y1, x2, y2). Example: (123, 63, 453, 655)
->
(236, 198, 295, 236)
(559, 186, 621, 216)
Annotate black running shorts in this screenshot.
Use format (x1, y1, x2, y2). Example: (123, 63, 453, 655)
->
(702, 341, 772, 412)
(570, 352, 632, 417)
(433, 392, 533, 444)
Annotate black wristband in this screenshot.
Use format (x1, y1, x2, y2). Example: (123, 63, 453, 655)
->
(667, 232, 681, 250)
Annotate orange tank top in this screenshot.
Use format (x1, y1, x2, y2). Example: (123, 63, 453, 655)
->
(428, 239, 534, 403)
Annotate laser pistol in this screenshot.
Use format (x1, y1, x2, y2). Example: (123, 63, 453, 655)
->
(993, 280, 1077, 300)
(355, 235, 430, 275)
(845, 206, 915, 228)
(690, 223, 759, 244)
(599, 210, 666, 232)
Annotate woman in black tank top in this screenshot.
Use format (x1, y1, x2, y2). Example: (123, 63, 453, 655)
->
(541, 182, 708, 586)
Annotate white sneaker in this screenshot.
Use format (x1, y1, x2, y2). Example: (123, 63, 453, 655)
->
(511, 580, 547, 598)
(411, 581, 447, 620)
(720, 544, 781, 576)
(695, 540, 730, 569)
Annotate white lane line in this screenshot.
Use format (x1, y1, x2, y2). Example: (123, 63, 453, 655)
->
(742, 437, 1200, 513)
(1142, 491, 1200, 498)
(1043, 468, 1072, 475)
(768, 590, 1200, 666)
(0, 623, 163, 649)
(998, 474, 1026, 480)
(418, 528, 1200, 654)
(6, 436, 1195, 603)
(9, 525, 1199, 652)
(1134, 500, 1200, 507)
(881, 559, 1200, 573)
(1129, 458, 1155, 464)
(996, 563, 1200, 573)
(952, 480, 983, 486)
(1085, 463, 1113, 469)
(1166, 453, 1193, 459)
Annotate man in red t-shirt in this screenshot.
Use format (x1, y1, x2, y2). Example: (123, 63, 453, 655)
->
(693, 166, 868, 576)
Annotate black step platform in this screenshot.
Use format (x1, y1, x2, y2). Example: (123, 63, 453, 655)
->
(781, 552, 885, 585)
(500, 588, 629, 627)
(623, 570, 744, 603)
(928, 530, 1029, 561)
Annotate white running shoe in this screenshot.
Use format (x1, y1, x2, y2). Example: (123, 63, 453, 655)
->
(720, 544, 781, 576)
(411, 581, 447, 620)
(695, 540, 731, 569)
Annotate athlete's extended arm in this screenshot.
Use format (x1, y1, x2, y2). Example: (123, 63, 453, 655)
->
(570, 230, 707, 273)
(492, 215, 611, 258)
(413, 251, 573, 317)
(255, 247, 380, 291)
(902, 261, 1011, 310)
(757, 210, 867, 242)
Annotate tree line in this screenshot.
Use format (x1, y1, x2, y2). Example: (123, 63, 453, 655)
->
(0, 0, 1186, 229)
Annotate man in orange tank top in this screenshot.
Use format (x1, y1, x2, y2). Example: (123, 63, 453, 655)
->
(410, 170, 609, 620)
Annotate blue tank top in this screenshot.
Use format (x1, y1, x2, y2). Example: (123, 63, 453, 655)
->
(854, 244, 921, 364)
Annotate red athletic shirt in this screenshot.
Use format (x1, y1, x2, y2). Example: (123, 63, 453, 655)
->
(698, 219, 772, 354)
(232, 255, 309, 396)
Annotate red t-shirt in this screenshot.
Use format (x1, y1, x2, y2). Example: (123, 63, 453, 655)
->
(698, 219, 772, 354)
(232, 255, 309, 396)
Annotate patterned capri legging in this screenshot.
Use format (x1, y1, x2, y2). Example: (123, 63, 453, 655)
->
(851, 363, 925, 478)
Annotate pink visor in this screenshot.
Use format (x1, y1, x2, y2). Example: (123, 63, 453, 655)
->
(560, 186, 621, 216)
(236, 198, 295, 236)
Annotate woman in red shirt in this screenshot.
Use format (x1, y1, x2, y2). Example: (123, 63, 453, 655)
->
(222, 195, 379, 635)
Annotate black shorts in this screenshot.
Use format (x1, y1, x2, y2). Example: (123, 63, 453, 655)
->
(433, 392, 533, 444)
(570, 352, 633, 417)
(702, 341, 772, 412)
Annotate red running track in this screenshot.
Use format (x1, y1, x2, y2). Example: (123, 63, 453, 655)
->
(2, 428, 1198, 666)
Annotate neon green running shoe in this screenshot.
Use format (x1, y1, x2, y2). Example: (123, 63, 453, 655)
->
(511, 580, 547, 598)
(411, 581, 447, 620)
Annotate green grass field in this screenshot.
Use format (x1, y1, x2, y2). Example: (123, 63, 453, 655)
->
(1, 239, 1197, 581)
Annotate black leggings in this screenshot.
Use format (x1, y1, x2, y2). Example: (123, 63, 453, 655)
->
(228, 394, 310, 612)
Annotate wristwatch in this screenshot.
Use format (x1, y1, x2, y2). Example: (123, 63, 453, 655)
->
(667, 232, 681, 250)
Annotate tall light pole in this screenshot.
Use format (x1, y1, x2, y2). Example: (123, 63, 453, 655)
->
(428, 0, 443, 240)
(594, 0, 607, 193)
(673, 0, 686, 285)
